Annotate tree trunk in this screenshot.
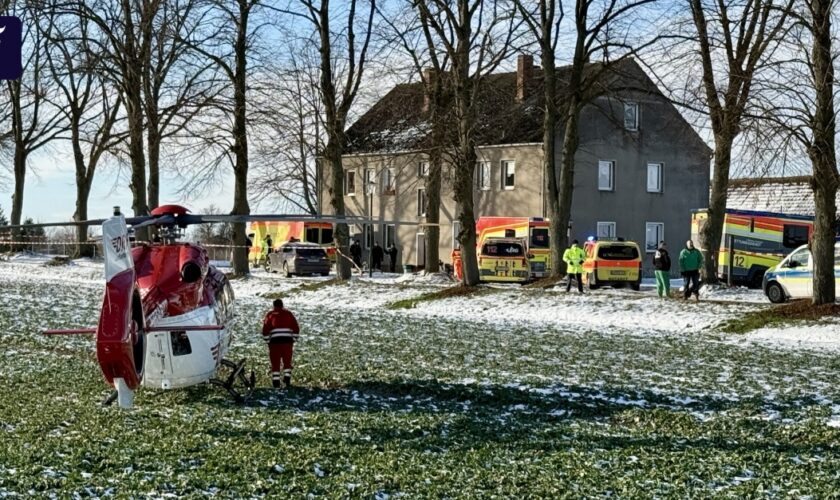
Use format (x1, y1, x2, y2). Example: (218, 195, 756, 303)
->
(424, 86, 446, 274)
(325, 136, 352, 279)
(230, 0, 251, 276)
(147, 116, 160, 210)
(454, 119, 479, 286)
(699, 137, 733, 284)
(71, 122, 94, 258)
(556, 98, 581, 276)
(540, 52, 562, 278)
(10, 148, 26, 243)
(808, 0, 837, 305)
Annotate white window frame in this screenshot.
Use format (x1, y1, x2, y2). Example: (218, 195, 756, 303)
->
(645, 222, 664, 253)
(624, 102, 639, 131)
(452, 220, 461, 250)
(501, 160, 515, 190)
(384, 224, 396, 247)
(598, 160, 615, 191)
(345, 170, 356, 196)
(417, 188, 427, 217)
(364, 168, 376, 195)
(381, 167, 396, 195)
(418, 161, 429, 178)
(596, 221, 616, 239)
(647, 162, 663, 193)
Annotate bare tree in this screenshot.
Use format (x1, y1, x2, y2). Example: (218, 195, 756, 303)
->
(682, 0, 794, 283)
(143, 0, 217, 210)
(250, 44, 322, 215)
(43, 6, 124, 257)
(0, 2, 67, 239)
(281, 0, 377, 280)
(753, 0, 838, 304)
(178, 0, 260, 275)
(418, 0, 519, 285)
(378, 1, 451, 273)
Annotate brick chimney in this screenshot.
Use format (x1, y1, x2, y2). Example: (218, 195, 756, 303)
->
(422, 67, 436, 113)
(516, 54, 534, 102)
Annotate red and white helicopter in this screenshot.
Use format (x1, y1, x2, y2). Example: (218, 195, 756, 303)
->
(3, 204, 413, 408)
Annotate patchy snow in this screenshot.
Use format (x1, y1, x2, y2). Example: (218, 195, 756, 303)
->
(394, 272, 454, 286)
(736, 323, 840, 352)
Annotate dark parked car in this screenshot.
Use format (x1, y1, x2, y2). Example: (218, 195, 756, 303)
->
(268, 243, 330, 277)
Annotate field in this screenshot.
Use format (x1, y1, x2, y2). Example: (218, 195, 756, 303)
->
(2, 256, 840, 497)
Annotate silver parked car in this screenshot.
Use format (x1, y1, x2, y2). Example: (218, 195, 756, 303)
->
(268, 243, 331, 277)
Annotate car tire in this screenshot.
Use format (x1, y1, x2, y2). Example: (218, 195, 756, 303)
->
(766, 281, 787, 303)
(587, 273, 599, 290)
(320, 272, 329, 276)
(630, 281, 640, 291)
(283, 262, 292, 278)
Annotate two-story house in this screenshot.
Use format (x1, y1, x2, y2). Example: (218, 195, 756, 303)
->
(319, 56, 711, 274)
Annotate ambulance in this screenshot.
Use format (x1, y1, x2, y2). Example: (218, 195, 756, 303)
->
(581, 237, 643, 290)
(475, 217, 551, 278)
(248, 221, 335, 263)
(762, 240, 840, 303)
(691, 209, 813, 288)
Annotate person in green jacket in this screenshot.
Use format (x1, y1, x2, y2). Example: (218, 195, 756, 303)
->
(678, 239, 704, 300)
(563, 240, 586, 293)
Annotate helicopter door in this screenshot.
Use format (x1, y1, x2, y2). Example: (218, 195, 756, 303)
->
(144, 331, 174, 388)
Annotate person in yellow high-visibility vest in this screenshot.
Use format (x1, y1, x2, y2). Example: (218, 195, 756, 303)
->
(563, 240, 586, 293)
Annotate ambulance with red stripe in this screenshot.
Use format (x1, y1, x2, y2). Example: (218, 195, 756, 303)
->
(474, 217, 552, 278)
(691, 209, 813, 288)
(581, 237, 643, 290)
(248, 221, 336, 263)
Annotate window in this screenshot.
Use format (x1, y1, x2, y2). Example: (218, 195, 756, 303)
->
(645, 222, 664, 253)
(647, 163, 663, 193)
(501, 160, 515, 190)
(530, 227, 550, 249)
(481, 241, 525, 257)
(597, 221, 616, 239)
(384, 224, 396, 247)
(363, 224, 373, 249)
(783, 224, 809, 249)
(364, 168, 375, 195)
(598, 161, 614, 191)
(786, 247, 810, 268)
(452, 220, 461, 250)
(305, 227, 319, 243)
(417, 188, 427, 217)
(381, 168, 396, 194)
(418, 161, 429, 177)
(597, 245, 640, 260)
(321, 227, 334, 244)
(476, 162, 491, 191)
(624, 102, 639, 131)
(345, 171, 356, 196)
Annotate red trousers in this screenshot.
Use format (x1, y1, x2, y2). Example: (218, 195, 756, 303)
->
(268, 343, 294, 372)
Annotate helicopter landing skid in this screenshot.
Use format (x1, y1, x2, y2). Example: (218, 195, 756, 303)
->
(210, 359, 256, 404)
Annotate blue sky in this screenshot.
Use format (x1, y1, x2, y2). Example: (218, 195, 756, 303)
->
(0, 148, 234, 224)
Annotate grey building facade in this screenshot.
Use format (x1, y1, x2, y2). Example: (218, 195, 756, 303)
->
(320, 56, 711, 275)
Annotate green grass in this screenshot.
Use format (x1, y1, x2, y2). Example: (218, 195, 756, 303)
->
(4, 271, 840, 496)
(721, 300, 840, 334)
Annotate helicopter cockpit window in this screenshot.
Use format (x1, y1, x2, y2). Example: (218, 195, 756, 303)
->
(170, 331, 192, 356)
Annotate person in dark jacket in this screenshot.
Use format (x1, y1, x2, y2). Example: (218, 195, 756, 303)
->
(371, 241, 384, 271)
(679, 239, 704, 300)
(652, 241, 671, 298)
(261, 299, 300, 388)
(349, 239, 362, 270)
(387, 244, 398, 272)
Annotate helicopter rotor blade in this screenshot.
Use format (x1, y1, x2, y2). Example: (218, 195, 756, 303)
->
(190, 214, 428, 226)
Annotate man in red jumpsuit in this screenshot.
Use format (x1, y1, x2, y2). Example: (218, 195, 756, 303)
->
(261, 299, 300, 388)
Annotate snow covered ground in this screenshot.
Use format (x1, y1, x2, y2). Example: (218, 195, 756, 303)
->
(3, 253, 840, 496)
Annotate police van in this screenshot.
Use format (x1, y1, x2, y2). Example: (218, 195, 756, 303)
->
(762, 240, 840, 303)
